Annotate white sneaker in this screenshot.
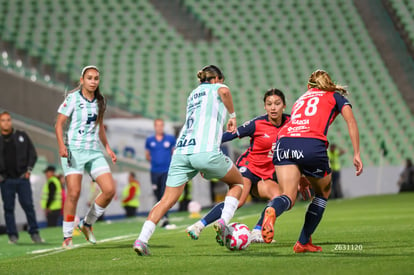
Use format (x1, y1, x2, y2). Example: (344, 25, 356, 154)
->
(186, 221, 204, 240)
(251, 229, 265, 243)
(251, 229, 276, 243)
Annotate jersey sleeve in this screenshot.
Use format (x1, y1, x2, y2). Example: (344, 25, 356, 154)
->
(57, 93, 75, 117)
(333, 93, 352, 112)
(221, 119, 256, 143)
(145, 137, 151, 150)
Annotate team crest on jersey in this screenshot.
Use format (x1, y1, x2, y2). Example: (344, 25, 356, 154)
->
(18, 135, 24, 142)
(164, 141, 171, 148)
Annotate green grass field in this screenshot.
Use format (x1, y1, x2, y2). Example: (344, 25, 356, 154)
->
(0, 193, 413, 275)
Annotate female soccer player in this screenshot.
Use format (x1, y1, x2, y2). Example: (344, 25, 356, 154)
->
(261, 69, 363, 252)
(186, 88, 291, 243)
(133, 65, 244, 256)
(55, 65, 117, 248)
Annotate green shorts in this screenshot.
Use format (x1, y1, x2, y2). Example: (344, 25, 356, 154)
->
(61, 149, 111, 179)
(166, 151, 233, 187)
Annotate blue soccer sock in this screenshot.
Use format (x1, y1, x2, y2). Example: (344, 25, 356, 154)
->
(258, 195, 291, 228)
(298, 195, 327, 245)
(268, 195, 292, 216)
(201, 202, 224, 226)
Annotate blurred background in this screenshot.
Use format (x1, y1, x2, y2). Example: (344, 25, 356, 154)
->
(0, 0, 413, 226)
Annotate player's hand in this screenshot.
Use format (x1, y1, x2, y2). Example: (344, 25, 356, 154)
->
(106, 147, 117, 164)
(299, 176, 312, 200)
(59, 145, 68, 158)
(226, 117, 237, 133)
(354, 154, 363, 176)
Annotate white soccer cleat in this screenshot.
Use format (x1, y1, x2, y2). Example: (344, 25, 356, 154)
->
(78, 220, 96, 244)
(62, 237, 73, 249)
(133, 239, 151, 256)
(250, 229, 265, 243)
(213, 219, 228, 246)
(186, 221, 204, 240)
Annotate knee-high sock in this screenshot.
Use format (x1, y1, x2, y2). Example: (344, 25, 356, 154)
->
(138, 220, 156, 243)
(201, 202, 224, 226)
(298, 196, 327, 244)
(84, 203, 106, 225)
(257, 195, 291, 229)
(220, 196, 239, 224)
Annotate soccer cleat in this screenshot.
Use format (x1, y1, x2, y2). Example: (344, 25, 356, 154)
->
(133, 239, 151, 256)
(62, 237, 73, 249)
(250, 229, 265, 243)
(293, 239, 322, 253)
(78, 220, 96, 244)
(186, 222, 204, 240)
(261, 207, 276, 244)
(213, 219, 228, 246)
(31, 233, 45, 244)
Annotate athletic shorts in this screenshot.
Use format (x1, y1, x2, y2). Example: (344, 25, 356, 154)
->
(238, 166, 276, 183)
(61, 149, 111, 179)
(273, 137, 331, 178)
(166, 151, 233, 187)
(238, 166, 277, 197)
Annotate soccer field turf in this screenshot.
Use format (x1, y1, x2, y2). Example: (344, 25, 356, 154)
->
(0, 193, 413, 275)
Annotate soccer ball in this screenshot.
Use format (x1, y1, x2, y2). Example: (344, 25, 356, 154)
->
(225, 222, 251, 251)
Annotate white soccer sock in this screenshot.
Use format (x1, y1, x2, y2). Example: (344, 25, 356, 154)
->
(220, 196, 239, 225)
(84, 203, 106, 225)
(63, 221, 74, 238)
(196, 220, 205, 229)
(138, 220, 156, 243)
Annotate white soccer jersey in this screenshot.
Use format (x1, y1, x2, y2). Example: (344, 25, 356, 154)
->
(175, 83, 228, 154)
(57, 90, 101, 151)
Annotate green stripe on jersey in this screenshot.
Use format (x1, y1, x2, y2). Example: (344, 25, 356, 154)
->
(175, 83, 228, 154)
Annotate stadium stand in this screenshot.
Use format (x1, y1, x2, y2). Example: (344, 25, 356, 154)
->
(0, 0, 413, 167)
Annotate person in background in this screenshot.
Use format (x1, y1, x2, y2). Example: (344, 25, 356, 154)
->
(41, 165, 62, 227)
(398, 158, 414, 192)
(122, 172, 140, 217)
(327, 143, 345, 199)
(0, 111, 44, 244)
(145, 118, 176, 227)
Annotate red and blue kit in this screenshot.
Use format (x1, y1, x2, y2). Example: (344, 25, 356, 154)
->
(222, 114, 290, 180)
(274, 89, 351, 178)
(278, 88, 351, 141)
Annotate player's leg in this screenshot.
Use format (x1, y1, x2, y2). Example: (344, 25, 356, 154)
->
(134, 154, 194, 256)
(261, 165, 301, 243)
(251, 179, 281, 243)
(62, 173, 82, 248)
(187, 178, 251, 240)
(134, 184, 185, 255)
(79, 153, 115, 244)
(295, 174, 331, 253)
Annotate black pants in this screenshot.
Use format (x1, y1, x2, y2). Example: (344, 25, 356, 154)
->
(0, 178, 39, 238)
(46, 209, 61, 227)
(124, 206, 137, 217)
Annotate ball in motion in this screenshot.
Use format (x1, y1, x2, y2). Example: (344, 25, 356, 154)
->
(225, 222, 251, 251)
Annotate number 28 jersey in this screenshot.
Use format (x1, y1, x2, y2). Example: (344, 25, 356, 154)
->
(175, 83, 228, 155)
(278, 88, 351, 141)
